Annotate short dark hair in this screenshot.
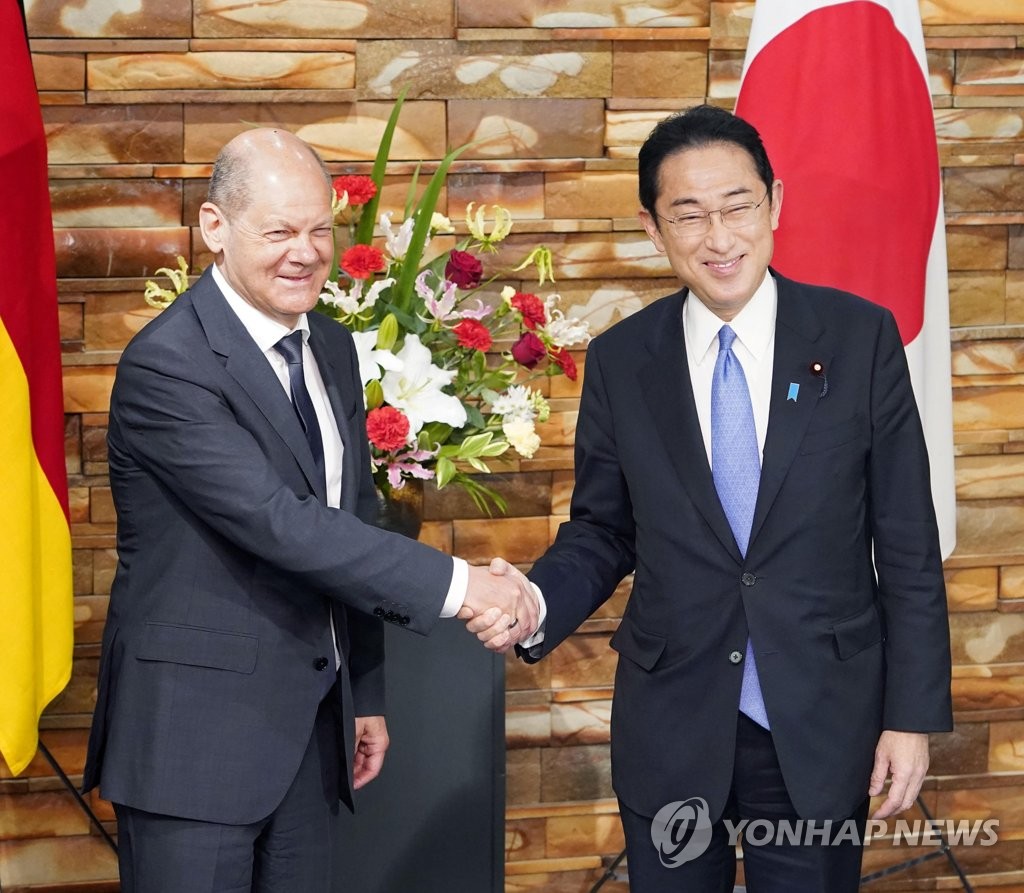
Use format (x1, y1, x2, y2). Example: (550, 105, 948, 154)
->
(638, 105, 775, 218)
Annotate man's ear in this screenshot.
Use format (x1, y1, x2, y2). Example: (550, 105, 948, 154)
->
(198, 202, 226, 254)
(769, 179, 784, 232)
(639, 208, 666, 254)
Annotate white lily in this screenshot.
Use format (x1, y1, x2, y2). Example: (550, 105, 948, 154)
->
(381, 334, 468, 434)
(429, 212, 455, 234)
(543, 295, 592, 347)
(144, 256, 190, 309)
(416, 270, 459, 322)
(331, 187, 349, 217)
(380, 211, 417, 261)
(351, 330, 404, 387)
(321, 276, 394, 318)
(465, 202, 513, 250)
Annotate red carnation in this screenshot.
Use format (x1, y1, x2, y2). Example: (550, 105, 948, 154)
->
(366, 406, 410, 452)
(510, 292, 547, 330)
(511, 332, 547, 369)
(453, 319, 493, 352)
(551, 346, 578, 381)
(333, 175, 377, 207)
(341, 244, 387, 280)
(445, 250, 484, 289)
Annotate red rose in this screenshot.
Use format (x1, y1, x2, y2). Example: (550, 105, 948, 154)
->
(333, 175, 377, 207)
(366, 406, 410, 452)
(341, 244, 387, 280)
(453, 319, 493, 352)
(551, 346, 578, 381)
(511, 332, 547, 369)
(445, 250, 483, 289)
(510, 292, 547, 330)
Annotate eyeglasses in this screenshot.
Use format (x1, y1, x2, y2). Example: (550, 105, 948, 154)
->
(656, 188, 771, 236)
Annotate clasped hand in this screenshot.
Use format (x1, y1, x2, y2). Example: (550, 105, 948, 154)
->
(458, 557, 539, 653)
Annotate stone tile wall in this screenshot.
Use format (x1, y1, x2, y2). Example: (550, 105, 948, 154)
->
(2, 0, 1023, 889)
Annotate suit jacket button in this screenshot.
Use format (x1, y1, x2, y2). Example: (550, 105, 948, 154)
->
(741, 572, 757, 587)
(314, 657, 329, 671)
(400, 615, 410, 626)
(373, 607, 384, 617)
(729, 650, 744, 664)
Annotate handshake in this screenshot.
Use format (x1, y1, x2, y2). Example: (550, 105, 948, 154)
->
(457, 557, 540, 654)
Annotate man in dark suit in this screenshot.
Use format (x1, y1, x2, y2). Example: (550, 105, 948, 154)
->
(488, 105, 952, 890)
(83, 128, 535, 892)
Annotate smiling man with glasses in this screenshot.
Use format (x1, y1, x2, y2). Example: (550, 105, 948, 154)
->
(491, 104, 952, 892)
(655, 187, 772, 236)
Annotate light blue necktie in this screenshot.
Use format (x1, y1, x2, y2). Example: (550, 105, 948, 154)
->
(711, 325, 769, 729)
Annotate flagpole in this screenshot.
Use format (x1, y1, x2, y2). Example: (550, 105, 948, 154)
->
(858, 796, 974, 892)
(36, 741, 118, 855)
(587, 847, 627, 892)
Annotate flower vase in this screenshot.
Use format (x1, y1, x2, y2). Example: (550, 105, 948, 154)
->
(374, 479, 424, 540)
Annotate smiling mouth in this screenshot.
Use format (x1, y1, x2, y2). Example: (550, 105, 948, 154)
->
(705, 257, 742, 272)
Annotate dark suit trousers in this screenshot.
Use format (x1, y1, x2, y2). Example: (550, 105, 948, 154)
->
(114, 687, 343, 893)
(619, 714, 868, 893)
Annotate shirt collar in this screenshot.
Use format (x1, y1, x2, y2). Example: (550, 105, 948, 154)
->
(684, 271, 778, 365)
(212, 263, 310, 354)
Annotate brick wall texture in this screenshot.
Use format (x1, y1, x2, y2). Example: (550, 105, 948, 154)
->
(3, 1, 1024, 890)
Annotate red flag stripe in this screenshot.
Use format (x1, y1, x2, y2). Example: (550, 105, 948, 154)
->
(0, 0, 68, 519)
(736, 0, 956, 559)
(736, 2, 938, 346)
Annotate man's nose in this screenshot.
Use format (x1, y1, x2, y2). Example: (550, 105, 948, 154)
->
(703, 212, 735, 249)
(289, 234, 319, 263)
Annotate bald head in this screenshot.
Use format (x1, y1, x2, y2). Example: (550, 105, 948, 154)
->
(207, 128, 333, 218)
(198, 128, 337, 328)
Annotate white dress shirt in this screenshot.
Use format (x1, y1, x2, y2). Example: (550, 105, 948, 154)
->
(684, 272, 777, 466)
(212, 264, 467, 632)
(214, 265, 345, 506)
(520, 273, 778, 649)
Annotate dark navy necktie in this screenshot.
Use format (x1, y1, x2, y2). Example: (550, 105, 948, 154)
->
(275, 332, 337, 683)
(711, 324, 769, 728)
(274, 331, 326, 489)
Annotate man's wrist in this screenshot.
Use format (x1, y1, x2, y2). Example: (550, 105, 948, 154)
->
(518, 580, 546, 647)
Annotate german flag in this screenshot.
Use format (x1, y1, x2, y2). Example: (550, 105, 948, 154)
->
(0, 0, 74, 776)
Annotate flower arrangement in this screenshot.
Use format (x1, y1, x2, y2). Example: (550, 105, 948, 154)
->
(145, 94, 589, 513)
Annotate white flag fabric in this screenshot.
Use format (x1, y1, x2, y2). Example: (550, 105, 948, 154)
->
(736, 0, 956, 558)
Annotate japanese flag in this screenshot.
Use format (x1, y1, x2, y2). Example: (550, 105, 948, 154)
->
(736, 0, 956, 558)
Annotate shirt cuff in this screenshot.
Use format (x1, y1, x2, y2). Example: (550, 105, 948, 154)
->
(518, 581, 547, 647)
(439, 556, 469, 618)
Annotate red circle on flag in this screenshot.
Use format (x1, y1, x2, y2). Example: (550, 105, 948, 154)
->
(735, 1, 938, 345)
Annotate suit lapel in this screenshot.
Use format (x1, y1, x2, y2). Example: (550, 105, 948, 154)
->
(191, 269, 328, 502)
(308, 321, 362, 513)
(748, 273, 830, 548)
(639, 291, 743, 562)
